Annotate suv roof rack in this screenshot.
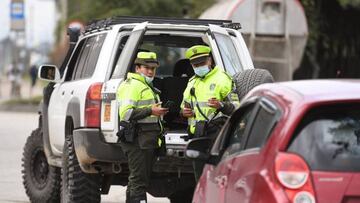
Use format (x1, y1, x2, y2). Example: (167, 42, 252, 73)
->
(84, 16, 241, 34)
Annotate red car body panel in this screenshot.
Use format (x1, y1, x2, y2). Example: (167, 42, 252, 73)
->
(311, 172, 360, 203)
(193, 80, 360, 203)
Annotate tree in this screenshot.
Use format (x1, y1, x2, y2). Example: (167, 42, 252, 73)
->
(66, 0, 214, 23)
(296, 0, 360, 79)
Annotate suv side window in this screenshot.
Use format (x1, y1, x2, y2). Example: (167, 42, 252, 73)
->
(64, 39, 86, 81)
(244, 99, 279, 150)
(222, 104, 257, 159)
(73, 33, 107, 80)
(73, 38, 92, 80)
(82, 34, 106, 78)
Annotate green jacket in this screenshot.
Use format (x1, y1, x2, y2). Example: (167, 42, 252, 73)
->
(181, 66, 239, 134)
(117, 72, 162, 124)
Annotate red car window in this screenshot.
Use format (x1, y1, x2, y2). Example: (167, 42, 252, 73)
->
(244, 100, 279, 150)
(222, 107, 254, 158)
(288, 103, 360, 172)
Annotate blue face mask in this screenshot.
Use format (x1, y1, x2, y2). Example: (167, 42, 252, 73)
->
(140, 73, 154, 84)
(194, 65, 210, 77)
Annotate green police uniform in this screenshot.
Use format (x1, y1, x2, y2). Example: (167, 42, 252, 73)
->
(182, 45, 239, 136)
(117, 52, 162, 203)
(181, 45, 239, 181)
(182, 65, 236, 134)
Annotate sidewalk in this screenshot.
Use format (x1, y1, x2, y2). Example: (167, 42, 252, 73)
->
(0, 77, 44, 112)
(0, 77, 43, 102)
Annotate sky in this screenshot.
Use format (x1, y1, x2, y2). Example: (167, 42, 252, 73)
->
(0, 0, 57, 48)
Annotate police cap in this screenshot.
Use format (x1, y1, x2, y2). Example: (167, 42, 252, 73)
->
(185, 45, 211, 64)
(134, 52, 160, 68)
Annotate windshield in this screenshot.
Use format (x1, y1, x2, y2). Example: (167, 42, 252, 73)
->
(288, 103, 360, 172)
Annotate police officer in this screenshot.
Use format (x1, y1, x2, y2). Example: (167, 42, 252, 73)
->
(117, 51, 168, 203)
(181, 45, 239, 181)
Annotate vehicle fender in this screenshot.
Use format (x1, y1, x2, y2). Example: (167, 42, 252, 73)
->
(66, 98, 81, 129)
(250, 173, 283, 203)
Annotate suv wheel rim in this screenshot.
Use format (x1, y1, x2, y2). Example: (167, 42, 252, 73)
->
(31, 147, 48, 188)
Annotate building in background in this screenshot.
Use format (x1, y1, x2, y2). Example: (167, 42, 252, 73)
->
(0, 0, 57, 74)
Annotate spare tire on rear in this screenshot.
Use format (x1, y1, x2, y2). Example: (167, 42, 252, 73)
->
(233, 69, 274, 101)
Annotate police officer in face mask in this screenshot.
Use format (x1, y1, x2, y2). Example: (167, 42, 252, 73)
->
(181, 45, 239, 181)
(117, 51, 168, 203)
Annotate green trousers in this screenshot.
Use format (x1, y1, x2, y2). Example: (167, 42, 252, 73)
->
(120, 141, 155, 198)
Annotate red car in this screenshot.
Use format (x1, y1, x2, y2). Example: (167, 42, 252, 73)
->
(186, 80, 360, 203)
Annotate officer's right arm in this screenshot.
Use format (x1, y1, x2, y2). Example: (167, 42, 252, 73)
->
(117, 81, 151, 121)
(180, 85, 195, 118)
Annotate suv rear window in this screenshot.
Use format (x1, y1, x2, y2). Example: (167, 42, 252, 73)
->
(140, 42, 185, 77)
(288, 103, 360, 172)
(213, 33, 243, 76)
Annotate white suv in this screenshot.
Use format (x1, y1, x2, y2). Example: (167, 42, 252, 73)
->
(21, 16, 273, 203)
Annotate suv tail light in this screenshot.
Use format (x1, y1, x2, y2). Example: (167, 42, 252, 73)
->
(275, 152, 316, 203)
(85, 82, 103, 127)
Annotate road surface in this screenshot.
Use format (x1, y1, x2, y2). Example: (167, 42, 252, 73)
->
(0, 111, 169, 203)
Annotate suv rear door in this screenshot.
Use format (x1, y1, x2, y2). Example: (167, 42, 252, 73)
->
(101, 22, 148, 142)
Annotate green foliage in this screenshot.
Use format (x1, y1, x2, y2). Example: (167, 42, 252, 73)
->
(66, 0, 214, 24)
(338, 0, 360, 8)
(298, 0, 360, 79)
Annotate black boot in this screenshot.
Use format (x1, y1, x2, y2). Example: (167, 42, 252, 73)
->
(129, 194, 147, 203)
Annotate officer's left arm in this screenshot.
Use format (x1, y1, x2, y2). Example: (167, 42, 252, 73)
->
(218, 79, 236, 115)
(128, 107, 152, 121)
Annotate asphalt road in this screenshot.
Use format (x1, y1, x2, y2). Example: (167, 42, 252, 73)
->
(0, 111, 169, 203)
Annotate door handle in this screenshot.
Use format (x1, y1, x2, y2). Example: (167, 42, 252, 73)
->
(62, 91, 65, 95)
(71, 90, 74, 95)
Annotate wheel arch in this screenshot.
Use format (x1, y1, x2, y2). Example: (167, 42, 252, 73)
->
(66, 98, 81, 130)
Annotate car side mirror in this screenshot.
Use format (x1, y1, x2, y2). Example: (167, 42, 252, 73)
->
(38, 65, 61, 83)
(185, 137, 219, 165)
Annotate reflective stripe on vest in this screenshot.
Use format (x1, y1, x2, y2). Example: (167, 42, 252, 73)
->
(138, 116, 158, 123)
(118, 98, 155, 107)
(117, 73, 159, 123)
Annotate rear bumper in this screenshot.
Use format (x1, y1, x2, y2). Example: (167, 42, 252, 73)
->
(73, 128, 126, 173)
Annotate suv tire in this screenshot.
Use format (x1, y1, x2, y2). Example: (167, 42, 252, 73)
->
(22, 128, 61, 203)
(234, 69, 274, 100)
(61, 122, 101, 203)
